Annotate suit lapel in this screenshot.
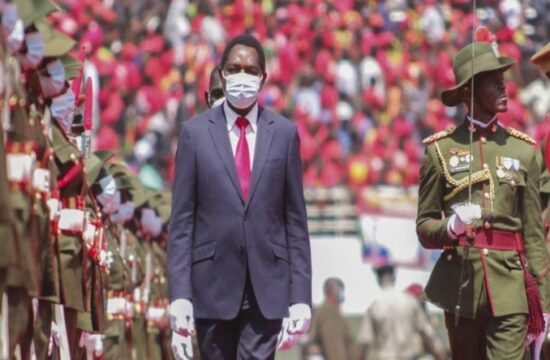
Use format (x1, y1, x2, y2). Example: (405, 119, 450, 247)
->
(245, 107, 275, 210)
(207, 106, 244, 203)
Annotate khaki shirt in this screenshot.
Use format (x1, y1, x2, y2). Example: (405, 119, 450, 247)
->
(309, 300, 354, 360)
(357, 287, 438, 360)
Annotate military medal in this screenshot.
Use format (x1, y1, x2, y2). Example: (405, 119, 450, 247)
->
(449, 156, 459, 167)
(496, 168, 505, 178)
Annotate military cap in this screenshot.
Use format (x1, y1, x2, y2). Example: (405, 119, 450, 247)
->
(148, 192, 171, 224)
(14, 0, 57, 28)
(35, 20, 76, 57)
(441, 43, 515, 107)
(531, 42, 550, 76)
(84, 151, 115, 184)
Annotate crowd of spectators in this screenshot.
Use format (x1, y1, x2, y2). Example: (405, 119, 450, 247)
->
(54, 0, 550, 191)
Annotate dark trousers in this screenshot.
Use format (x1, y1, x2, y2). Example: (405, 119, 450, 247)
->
(444, 277, 527, 360)
(195, 307, 282, 360)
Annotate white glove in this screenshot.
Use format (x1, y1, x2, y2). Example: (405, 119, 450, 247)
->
(83, 223, 96, 247)
(46, 198, 61, 221)
(87, 334, 104, 356)
(448, 203, 481, 238)
(171, 332, 193, 360)
(287, 303, 311, 335)
(277, 303, 311, 351)
(452, 203, 481, 224)
(48, 321, 61, 356)
(447, 214, 466, 238)
(277, 318, 299, 351)
(169, 299, 195, 337)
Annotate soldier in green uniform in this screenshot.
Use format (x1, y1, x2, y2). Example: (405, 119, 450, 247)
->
(416, 42, 550, 359)
(531, 41, 550, 358)
(143, 192, 170, 360)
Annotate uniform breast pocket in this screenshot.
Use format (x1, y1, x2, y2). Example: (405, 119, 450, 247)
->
(495, 156, 526, 188)
(497, 169, 526, 188)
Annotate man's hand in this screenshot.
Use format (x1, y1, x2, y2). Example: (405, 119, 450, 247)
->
(287, 303, 311, 334)
(448, 203, 481, 238)
(171, 332, 193, 360)
(169, 299, 195, 336)
(277, 303, 311, 351)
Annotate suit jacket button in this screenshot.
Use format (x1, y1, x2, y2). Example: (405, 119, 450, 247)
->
(240, 246, 245, 254)
(242, 214, 247, 221)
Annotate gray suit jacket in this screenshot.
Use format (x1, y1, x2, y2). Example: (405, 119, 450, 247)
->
(167, 104, 311, 320)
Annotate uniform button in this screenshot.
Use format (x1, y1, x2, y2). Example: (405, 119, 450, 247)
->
(483, 163, 489, 169)
(446, 254, 452, 261)
(484, 192, 490, 199)
(481, 136, 487, 143)
(511, 180, 516, 186)
(482, 248, 489, 255)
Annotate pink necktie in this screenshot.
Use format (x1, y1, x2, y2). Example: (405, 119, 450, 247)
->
(235, 117, 251, 200)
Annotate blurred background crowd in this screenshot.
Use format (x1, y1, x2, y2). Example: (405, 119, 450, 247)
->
(52, 0, 550, 192)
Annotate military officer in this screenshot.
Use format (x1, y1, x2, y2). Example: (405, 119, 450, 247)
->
(531, 41, 550, 359)
(416, 42, 550, 359)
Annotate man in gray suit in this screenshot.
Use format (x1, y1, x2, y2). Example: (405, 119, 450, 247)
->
(168, 34, 312, 359)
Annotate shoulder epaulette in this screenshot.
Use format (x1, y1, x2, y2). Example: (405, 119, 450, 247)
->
(422, 127, 456, 144)
(506, 127, 536, 145)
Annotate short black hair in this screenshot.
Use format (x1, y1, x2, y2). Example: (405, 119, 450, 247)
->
(220, 34, 266, 73)
(374, 264, 395, 279)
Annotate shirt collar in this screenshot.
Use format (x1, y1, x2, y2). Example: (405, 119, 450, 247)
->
(467, 115, 500, 129)
(223, 101, 258, 132)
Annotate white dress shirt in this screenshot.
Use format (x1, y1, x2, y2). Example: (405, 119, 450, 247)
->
(223, 101, 258, 166)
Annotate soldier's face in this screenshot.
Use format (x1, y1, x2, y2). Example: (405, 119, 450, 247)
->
(475, 71, 508, 113)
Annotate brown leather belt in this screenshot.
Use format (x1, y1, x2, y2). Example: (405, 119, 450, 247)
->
(457, 229, 524, 252)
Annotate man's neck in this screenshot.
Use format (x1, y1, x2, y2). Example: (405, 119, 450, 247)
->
(467, 114, 498, 129)
(227, 101, 256, 117)
(469, 109, 497, 124)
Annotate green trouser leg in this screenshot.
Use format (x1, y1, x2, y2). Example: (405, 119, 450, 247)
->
(146, 328, 163, 360)
(7, 287, 32, 360)
(132, 315, 148, 360)
(445, 277, 528, 360)
(104, 319, 128, 360)
(33, 299, 53, 360)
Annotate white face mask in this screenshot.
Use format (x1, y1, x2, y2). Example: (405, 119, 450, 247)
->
(50, 90, 75, 132)
(140, 208, 162, 237)
(1, 4, 18, 34)
(39, 60, 66, 98)
(223, 72, 261, 109)
(20, 32, 44, 70)
(6, 19, 24, 54)
(110, 201, 135, 224)
(2, 4, 23, 53)
(97, 190, 121, 215)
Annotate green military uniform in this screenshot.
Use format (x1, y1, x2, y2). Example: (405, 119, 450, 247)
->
(84, 153, 132, 359)
(3, 56, 40, 359)
(417, 42, 550, 359)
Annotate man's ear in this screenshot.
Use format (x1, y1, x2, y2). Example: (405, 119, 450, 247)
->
(460, 85, 471, 102)
(204, 90, 210, 107)
(260, 72, 267, 88)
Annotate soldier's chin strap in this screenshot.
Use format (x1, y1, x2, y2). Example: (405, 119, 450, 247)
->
(454, 0, 478, 327)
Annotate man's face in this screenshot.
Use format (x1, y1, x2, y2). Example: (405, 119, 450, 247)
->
(221, 44, 264, 84)
(474, 70, 508, 113)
